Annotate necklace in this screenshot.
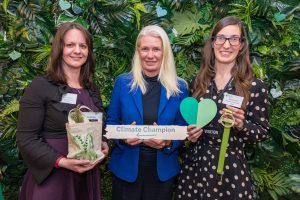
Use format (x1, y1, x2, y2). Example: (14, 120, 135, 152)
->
(75, 88, 81, 94)
(211, 76, 233, 100)
(69, 87, 82, 95)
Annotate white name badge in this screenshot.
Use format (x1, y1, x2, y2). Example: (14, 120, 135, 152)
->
(105, 125, 188, 140)
(82, 112, 103, 122)
(61, 93, 77, 104)
(222, 93, 244, 108)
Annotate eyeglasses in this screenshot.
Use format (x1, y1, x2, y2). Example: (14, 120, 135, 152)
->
(212, 35, 242, 46)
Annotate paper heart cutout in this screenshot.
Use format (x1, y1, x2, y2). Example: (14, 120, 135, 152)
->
(180, 97, 217, 128)
(180, 97, 198, 125)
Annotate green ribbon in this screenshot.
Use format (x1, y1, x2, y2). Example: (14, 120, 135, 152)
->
(217, 126, 231, 175)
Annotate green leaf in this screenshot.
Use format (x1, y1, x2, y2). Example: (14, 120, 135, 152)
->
(8, 50, 21, 61)
(0, 99, 19, 118)
(2, 0, 9, 13)
(72, 4, 83, 14)
(134, 3, 147, 13)
(274, 12, 287, 22)
(252, 63, 266, 80)
(293, 51, 299, 57)
(29, 44, 51, 64)
(172, 11, 202, 35)
(257, 45, 270, 55)
(289, 174, 300, 182)
(282, 132, 300, 144)
(133, 3, 147, 30)
(59, 0, 71, 10)
(56, 14, 88, 29)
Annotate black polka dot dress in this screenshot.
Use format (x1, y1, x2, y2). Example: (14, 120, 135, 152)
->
(175, 78, 270, 200)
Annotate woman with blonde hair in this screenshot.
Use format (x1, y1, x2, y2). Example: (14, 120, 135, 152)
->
(107, 25, 188, 200)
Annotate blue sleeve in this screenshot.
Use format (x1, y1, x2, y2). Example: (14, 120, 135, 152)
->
(106, 76, 127, 149)
(107, 76, 122, 125)
(164, 80, 188, 154)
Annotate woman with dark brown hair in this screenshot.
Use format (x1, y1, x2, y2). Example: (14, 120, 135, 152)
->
(16, 22, 109, 200)
(175, 16, 269, 199)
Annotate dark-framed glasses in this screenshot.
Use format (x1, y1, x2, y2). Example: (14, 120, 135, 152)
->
(213, 35, 242, 46)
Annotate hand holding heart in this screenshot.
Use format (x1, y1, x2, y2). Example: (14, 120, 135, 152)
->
(180, 97, 217, 142)
(187, 125, 203, 143)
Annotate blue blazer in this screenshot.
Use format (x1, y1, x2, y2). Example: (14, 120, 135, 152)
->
(107, 73, 188, 182)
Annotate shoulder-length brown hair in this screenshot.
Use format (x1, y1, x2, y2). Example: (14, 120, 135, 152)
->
(46, 22, 95, 89)
(193, 16, 253, 109)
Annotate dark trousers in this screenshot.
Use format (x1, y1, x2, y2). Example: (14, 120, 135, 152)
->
(112, 164, 175, 200)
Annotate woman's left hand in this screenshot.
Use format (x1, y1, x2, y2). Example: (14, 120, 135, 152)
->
(225, 105, 245, 129)
(143, 139, 171, 149)
(142, 122, 171, 149)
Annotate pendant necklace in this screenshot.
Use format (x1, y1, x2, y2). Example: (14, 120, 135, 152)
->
(75, 88, 81, 94)
(70, 87, 82, 95)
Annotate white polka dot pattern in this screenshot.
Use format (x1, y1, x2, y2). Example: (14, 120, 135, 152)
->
(174, 78, 269, 200)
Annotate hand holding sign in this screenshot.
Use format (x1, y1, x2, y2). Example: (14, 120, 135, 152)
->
(123, 121, 143, 145)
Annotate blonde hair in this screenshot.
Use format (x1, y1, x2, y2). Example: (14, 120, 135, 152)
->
(131, 25, 180, 98)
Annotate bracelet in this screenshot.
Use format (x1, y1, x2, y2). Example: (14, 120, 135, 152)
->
(54, 156, 65, 168)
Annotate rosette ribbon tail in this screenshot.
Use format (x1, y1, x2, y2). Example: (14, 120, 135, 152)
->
(217, 109, 235, 179)
(217, 126, 231, 175)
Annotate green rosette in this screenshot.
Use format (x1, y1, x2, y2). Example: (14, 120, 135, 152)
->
(217, 109, 235, 176)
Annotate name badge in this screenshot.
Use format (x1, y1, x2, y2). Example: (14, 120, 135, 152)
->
(82, 112, 103, 122)
(61, 93, 77, 104)
(222, 93, 244, 108)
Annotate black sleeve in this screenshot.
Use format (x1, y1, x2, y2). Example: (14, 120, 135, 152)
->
(90, 85, 107, 142)
(238, 79, 270, 144)
(16, 77, 61, 184)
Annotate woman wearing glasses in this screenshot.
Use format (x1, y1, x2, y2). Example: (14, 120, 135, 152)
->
(175, 16, 269, 199)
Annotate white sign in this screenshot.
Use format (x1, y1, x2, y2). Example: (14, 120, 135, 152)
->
(82, 112, 102, 122)
(105, 125, 188, 140)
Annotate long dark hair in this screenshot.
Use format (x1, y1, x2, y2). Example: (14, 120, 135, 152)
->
(46, 22, 95, 89)
(193, 16, 253, 109)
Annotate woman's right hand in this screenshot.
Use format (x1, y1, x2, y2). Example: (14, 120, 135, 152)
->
(58, 158, 100, 173)
(187, 125, 203, 143)
(123, 121, 143, 145)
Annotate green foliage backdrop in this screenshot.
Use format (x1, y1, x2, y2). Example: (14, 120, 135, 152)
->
(0, 0, 299, 199)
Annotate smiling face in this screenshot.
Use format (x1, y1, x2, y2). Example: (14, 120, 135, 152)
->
(213, 25, 243, 67)
(62, 29, 88, 70)
(138, 35, 163, 77)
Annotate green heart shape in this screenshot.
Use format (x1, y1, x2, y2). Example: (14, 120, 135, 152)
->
(180, 97, 198, 125)
(180, 97, 217, 127)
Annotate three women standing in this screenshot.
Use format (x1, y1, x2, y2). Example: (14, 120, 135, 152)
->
(16, 16, 270, 200)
